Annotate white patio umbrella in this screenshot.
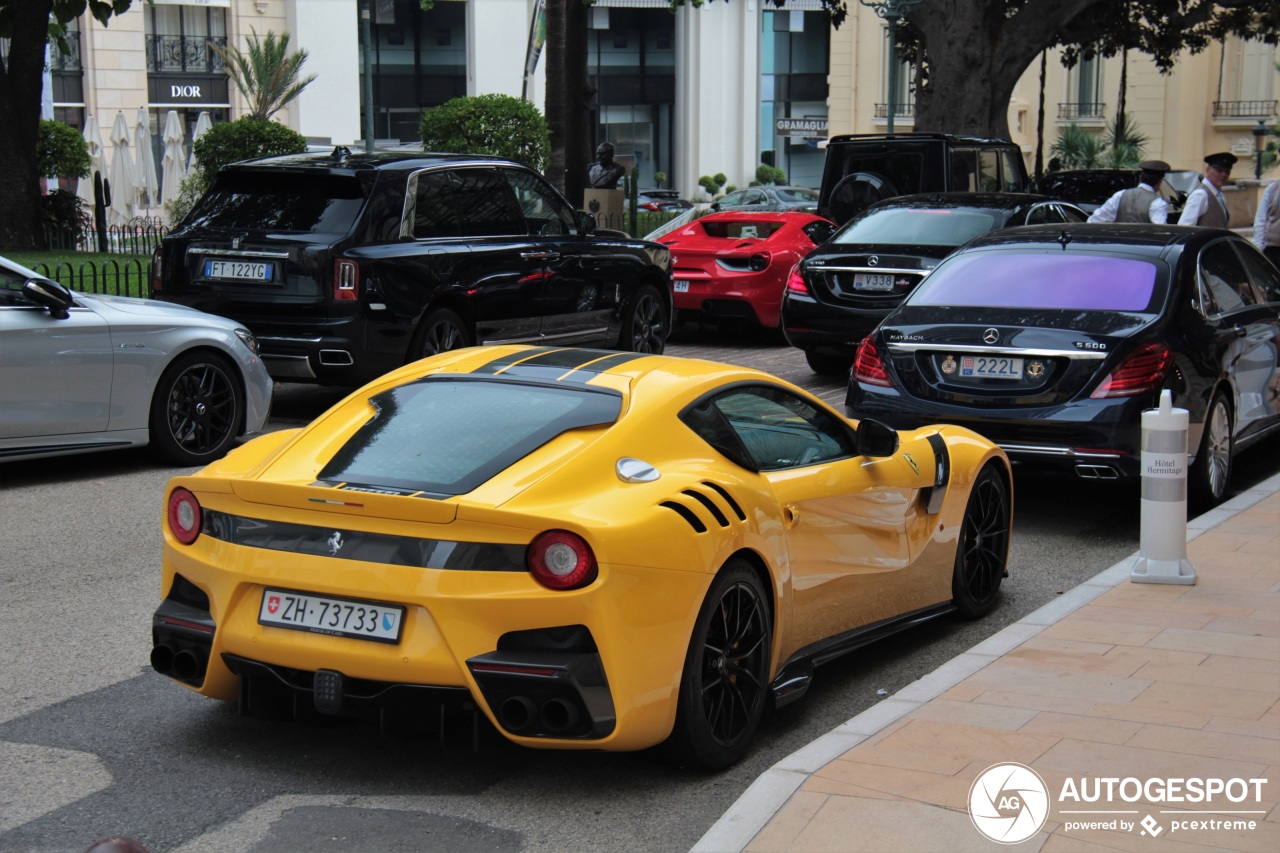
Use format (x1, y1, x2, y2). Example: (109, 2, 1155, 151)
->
(77, 114, 106, 209)
(133, 107, 160, 212)
(187, 110, 212, 175)
(106, 111, 136, 228)
(160, 110, 187, 219)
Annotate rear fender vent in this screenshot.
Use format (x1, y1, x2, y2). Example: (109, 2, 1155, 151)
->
(659, 481, 747, 534)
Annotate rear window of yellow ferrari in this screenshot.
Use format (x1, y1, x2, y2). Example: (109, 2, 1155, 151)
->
(316, 377, 622, 497)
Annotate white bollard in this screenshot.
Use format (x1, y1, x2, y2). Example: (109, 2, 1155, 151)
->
(1130, 389, 1196, 585)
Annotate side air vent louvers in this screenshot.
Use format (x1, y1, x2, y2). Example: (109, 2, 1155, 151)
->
(660, 501, 707, 533)
(683, 489, 729, 527)
(701, 481, 747, 521)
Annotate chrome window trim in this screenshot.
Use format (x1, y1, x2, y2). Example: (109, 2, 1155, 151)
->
(187, 247, 290, 260)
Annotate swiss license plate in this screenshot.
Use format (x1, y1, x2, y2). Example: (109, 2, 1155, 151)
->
(673, 280, 691, 293)
(259, 588, 404, 643)
(205, 259, 272, 281)
(961, 355, 1024, 379)
(852, 272, 895, 292)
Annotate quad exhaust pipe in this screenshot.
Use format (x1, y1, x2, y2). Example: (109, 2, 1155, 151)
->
(497, 695, 581, 735)
(150, 643, 208, 683)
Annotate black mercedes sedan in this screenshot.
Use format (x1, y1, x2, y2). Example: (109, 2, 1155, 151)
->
(782, 193, 1085, 376)
(152, 149, 672, 386)
(847, 224, 1280, 507)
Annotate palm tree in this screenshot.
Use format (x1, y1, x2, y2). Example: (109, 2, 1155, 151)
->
(209, 29, 317, 121)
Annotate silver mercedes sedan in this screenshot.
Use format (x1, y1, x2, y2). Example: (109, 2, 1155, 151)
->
(1, 255, 272, 466)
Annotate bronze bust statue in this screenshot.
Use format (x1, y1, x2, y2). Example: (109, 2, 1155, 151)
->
(588, 142, 626, 189)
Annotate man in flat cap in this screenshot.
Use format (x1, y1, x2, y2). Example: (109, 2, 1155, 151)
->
(1178, 152, 1237, 227)
(1087, 160, 1172, 223)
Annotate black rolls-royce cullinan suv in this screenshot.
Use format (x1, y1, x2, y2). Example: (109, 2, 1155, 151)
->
(846, 224, 1280, 508)
(152, 148, 673, 385)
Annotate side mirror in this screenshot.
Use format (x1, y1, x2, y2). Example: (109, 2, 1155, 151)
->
(23, 278, 74, 320)
(856, 418, 899, 458)
(577, 210, 597, 235)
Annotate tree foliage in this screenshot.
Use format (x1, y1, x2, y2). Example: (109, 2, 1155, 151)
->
(189, 118, 308, 188)
(208, 29, 317, 121)
(36, 119, 91, 179)
(419, 94, 552, 170)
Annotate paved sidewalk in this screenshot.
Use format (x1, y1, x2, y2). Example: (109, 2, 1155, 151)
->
(696, 475, 1280, 853)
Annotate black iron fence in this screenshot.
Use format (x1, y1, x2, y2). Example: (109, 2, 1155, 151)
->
(31, 257, 152, 299)
(42, 217, 171, 257)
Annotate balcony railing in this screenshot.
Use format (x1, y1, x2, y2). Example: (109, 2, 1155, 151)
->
(50, 37, 82, 73)
(1212, 100, 1277, 119)
(874, 102, 915, 119)
(145, 35, 227, 74)
(1058, 102, 1106, 120)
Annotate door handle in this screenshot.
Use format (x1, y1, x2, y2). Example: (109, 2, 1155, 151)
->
(1234, 325, 1247, 339)
(520, 251, 560, 261)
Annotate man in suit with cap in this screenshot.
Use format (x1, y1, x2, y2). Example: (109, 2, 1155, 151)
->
(1087, 160, 1172, 223)
(1252, 178, 1280, 267)
(1178, 152, 1237, 227)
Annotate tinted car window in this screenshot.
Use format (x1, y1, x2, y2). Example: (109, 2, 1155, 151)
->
(997, 150, 1024, 191)
(318, 378, 622, 496)
(701, 220, 786, 239)
(977, 150, 1000, 192)
(1237, 243, 1280, 303)
(803, 220, 836, 244)
(776, 188, 818, 202)
(1198, 241, 1256, 316)
(450, 168, 525, 237)
(950, 150, 978, 191)
(682, 385, 853, 470)
(839, 151, 925, 196)
(413, 170, 463, 239)
(186, 171, 366, 233)
(911, 252, 1163, 312)
(505, 169, 576, 236)
(833, 207, 1002, 247)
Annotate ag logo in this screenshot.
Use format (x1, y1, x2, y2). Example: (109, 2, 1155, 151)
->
(969, 762, 1049, 844)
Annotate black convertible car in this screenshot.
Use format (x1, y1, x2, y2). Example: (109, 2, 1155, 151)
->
(847, 224, 1280, 507)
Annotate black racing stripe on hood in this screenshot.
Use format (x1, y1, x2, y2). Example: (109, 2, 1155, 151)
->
(202, 510, 526, 572)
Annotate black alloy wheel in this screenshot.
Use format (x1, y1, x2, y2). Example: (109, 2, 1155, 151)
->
(951, 464, 1011, 618)
(669, 560, 771, 770)
(411, 308, 471, 361)
(149, 352, 243, 466)
(621, 284, 667, 354)
(1190, 391, 1233, 509)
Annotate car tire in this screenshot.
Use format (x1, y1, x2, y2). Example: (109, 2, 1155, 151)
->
(148, 350, 244, 466)
(619, 284, 667, 354)
(804, 349, 851, 377)
(667, 559, 771, 770)
(951, 464, 1011, 619)
(410, 308, 471, 362)
(1190, 391, 1233, 509)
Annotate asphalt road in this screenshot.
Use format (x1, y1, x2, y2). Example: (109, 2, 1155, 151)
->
(2, 327, 1276, 853)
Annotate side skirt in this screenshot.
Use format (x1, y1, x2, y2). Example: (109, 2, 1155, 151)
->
(769, 602, 957, 708)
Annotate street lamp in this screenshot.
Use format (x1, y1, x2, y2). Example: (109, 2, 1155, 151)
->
(1254, 119, 1270, 182)
(859, 0, 926, 134)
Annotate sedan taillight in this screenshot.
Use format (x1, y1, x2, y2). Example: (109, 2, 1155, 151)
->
(527, 530, 597, 590)
(150, 246, 163, 294)
(1090, 342, 1172, 399)
(333, 259, 360, 301)
(167, 487, 202, 545)
(786, 265, 808, 294)
(853, 337, 892, 387)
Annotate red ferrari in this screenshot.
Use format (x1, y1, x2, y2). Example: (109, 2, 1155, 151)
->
(661, 211, 835, 330)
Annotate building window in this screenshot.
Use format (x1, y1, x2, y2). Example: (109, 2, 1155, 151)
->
(1214, 37, 1277, 121)
(51, 17, 85, 130)
(1060, 51, 1105, 120)
(877, 25, 914, 120)
(144, 3, 228, 74)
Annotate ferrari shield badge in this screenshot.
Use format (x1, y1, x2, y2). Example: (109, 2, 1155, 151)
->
(902, 453, 920, 475)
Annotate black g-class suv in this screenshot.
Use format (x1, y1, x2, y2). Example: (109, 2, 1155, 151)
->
(152, 148, 673, 385)
(818, 133, 1031, 225)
